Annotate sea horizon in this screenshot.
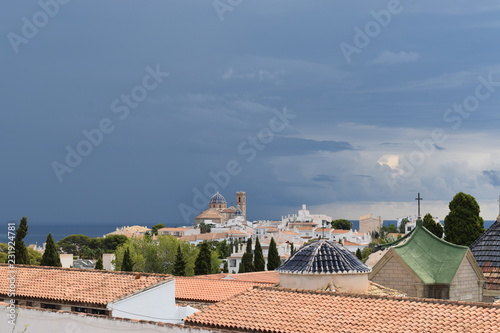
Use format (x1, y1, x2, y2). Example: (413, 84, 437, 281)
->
(1, 220, 496, 246)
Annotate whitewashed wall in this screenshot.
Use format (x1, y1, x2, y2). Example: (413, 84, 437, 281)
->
(1, 303, 217, 333)
(109, 279, 197, 324)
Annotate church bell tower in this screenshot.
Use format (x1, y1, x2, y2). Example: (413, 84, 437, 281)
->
(236, 191, 246, 219)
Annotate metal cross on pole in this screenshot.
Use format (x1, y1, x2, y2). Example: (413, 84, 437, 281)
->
(415, 193, 423, 218)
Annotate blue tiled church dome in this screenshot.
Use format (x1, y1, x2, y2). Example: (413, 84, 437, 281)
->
(277, 240, 371, 274)
(209, 192, 227, 204)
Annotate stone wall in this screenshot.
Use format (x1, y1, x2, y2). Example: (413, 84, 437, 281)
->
(370, 256, 420, 297)
(449, 256, 482, 302)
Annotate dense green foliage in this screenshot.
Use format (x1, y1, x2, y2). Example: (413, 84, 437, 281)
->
(122, 248, 134, 272)
(240, 238, 254, 273)
(399, 218, 409, 234)
(94, 256, 103, 270)
(355, 248, 362, 260)
(57, 234, 128, 259)
(253, 238, 265, 272)
(198, 222, 211, 234)
(331, 219, 351, 230)
(360, 246, 373, 263)
(40, 233, 62, 267)
(173, 244, 186, 276)
(194, 242, 212, 275)
(151, 224, 165, 236)
(114, 236, 199, 275)
(14, 217, 30, 265)
(216, 240, 231, 259)
(267, 237, 280, 271)
(422, 213, 444, 238)
(444, 192, 484, 246)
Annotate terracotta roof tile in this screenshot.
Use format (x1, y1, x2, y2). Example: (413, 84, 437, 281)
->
(185, 287, 500, 332)
(0, 264, 172, 306)
(193, 271, 280, 284)
(175, 277, 272, 302)
(158, 227, 190, 232)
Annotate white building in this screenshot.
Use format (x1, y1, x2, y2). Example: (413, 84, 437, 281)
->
(282, 204, 332, 226)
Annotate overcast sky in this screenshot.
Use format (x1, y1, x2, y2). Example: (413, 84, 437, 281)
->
(2, 1, 500, 227)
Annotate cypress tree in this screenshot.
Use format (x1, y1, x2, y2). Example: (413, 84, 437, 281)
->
(41, 233, 62, 267)
(444, 192, 484, 246)
(14, 217, 30, 265)
(241, 238, 254, 273)
(355, 248, 362, 260)
(173, 244, 186, 276)
(94, 256, 103, 270)
(290, 243, 295, 256)
(122, 247, 134, 272)
(223, 260, 229, 273)
(253, 238, 265, 271)
(423, 213, 443, 238)
(267, 237, 280, 271)
(194, 242, 212, 275)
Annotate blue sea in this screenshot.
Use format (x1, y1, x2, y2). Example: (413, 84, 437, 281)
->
(0, 223, 122, 245)
(0, 220, 496, 245)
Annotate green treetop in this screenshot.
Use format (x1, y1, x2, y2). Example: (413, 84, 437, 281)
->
(240, 238, 254, 273)
(151, 224, 165, 236)
(331, 219, 351, 230)
(173, 244, 186, 276)
(122, 247, 134, 272)
(40, 233, 62, 267)
(422, 213, 444, 238)
(194, 241, 212, 275)
(267, 237, 280, 271)
(444, 192, 484, 246)
(14, 217, 30, 265)
(253, 238, 265, 272)
(94, 256, 104, 270)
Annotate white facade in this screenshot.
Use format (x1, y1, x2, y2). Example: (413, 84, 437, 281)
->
(1, 302, 213, 333)
(282, 204, 332, 226)
(103, 253, 116, 271)
(109, 280, 197, 324)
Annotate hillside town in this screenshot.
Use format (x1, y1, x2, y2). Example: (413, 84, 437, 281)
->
(2, 191, 500, 332)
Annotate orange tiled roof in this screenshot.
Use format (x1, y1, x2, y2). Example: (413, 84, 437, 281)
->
(193, 271, 280, 284)
(158, 227, 190, 232)
(228, 230, 248, 235)
(281, 231, 300, 235)
(175, 277, 272, 303)
(343, 240, 363, 246)
(180, 232, 228, 242)
(332, 229, 350, 234)
(297, 226, 314, 230)
(185, 287, 500, 332)
(0, 264, 172, 306)
(195, 209, 223, 220)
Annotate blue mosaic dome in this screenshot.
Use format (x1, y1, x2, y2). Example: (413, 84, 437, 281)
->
(209, 192, 227, 204)
(277, 240, 371, 274)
